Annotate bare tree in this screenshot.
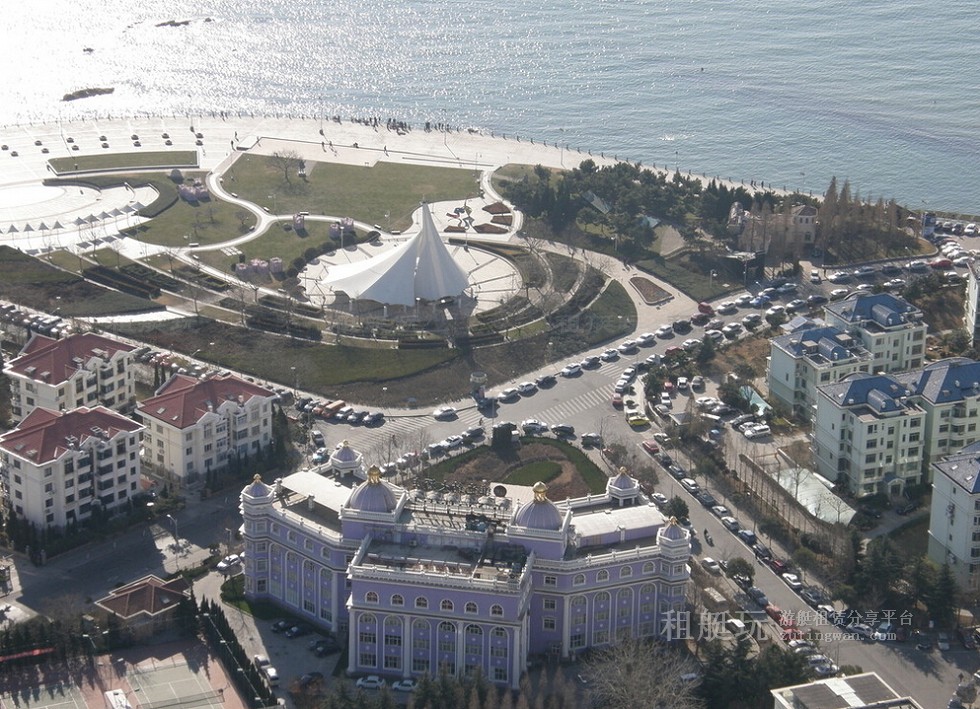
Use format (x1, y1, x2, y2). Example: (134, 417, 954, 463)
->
(271, 150, 302, 186)
(581, 637, 705, 709)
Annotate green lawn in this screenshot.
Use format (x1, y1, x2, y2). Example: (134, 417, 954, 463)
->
(49, 150, 198, 173)
(225, 155, 480, 232)
(504, 460, 563, 486)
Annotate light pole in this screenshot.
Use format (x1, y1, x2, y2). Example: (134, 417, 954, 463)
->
(291, 366, 298, 396)
(267, 194, 277, 226)
(710, 270, 718, 292)
(166, 514, 178, 544)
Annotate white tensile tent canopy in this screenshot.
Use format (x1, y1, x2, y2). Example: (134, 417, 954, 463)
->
(322, 204, 470, 306)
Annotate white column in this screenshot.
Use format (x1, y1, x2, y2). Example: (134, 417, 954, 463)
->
(347, 609, 358, 674)
(561, 597, 571, 659)
(402, 614, 411, 677)
(510, 622, 523, 690)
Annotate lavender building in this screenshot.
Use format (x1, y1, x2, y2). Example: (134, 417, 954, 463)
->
(240, 459, 691, 689)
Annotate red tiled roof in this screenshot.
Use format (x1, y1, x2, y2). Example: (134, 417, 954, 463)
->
(7, 333, 134, 384)
(137, 374, 275, 429)
(95, 574, 191, 620)
(0, 406, 143, 464)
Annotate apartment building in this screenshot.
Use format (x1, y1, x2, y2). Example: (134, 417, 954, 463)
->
(768, 324, 873, 420)
(928, 443, 980, 592)
(240, 468, 691, 689)
(965, 259, 980, 346)
(0, 406, 143, 529)
(4, 333, 136, 423)
(823, 292, 926, 373)
(813, 358, 980, 497)
(136, 374, 276, 487)
(812, 373, 926, 497)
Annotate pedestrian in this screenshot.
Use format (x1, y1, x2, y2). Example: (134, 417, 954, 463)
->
(383, 145, 388, 155)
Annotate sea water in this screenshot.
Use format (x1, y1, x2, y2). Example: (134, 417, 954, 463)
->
(3, 0, 978, 213)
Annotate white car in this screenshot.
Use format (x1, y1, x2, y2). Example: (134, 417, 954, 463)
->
(392, 678, 418, 692)
(660, 392, 672, 407)
(701, 557, 721, 574)
(696, 396, 720, 409)
(704, 329, 724, 343)
(717, 301, 737, 313)
(809, 270, 822, 283)
(676, 377, 689, 390)
(744, 424, 771, 439)
(600, 348, 620, 361)
(443, 435, 464, 449)
(516, 381, 537, 395)
(432, 406, 457, 420)
(829, 288, 850, 300)
(782, 573, 803, 591)
(683, 338, 701, 351)
(356, 675, 386, 690)
(637, 332, 657, 346)
(521, 419, 549, 434)
(560, 363, 582, 377)
(655, 325, 674, 338)
(721, 322, 742, 336)
(618, 339, 638, 353)
(765, 305, 786, 318)
(710, 505, 730, 518)
(741, 313, 762, 326)
(216, 554, 241, 573)
(720, 516, 740, 532)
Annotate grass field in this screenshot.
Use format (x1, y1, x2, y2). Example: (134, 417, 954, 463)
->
(225, 155, 480, 231)
(49, 150, 198, 173)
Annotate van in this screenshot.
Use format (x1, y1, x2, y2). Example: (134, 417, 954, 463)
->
(725, 618, 747, 637)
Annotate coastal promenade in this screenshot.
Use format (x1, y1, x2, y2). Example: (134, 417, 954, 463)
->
(0, 113, 760, 255)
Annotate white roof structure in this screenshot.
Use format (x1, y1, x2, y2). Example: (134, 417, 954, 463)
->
(322, 204, 470, 306)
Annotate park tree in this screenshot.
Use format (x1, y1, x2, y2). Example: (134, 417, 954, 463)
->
(580, 637, 705, 709)
(663, 496, 689, 521)
(270, 149, 302, 186)
(726, 556, 754, 586)
(925, 563, 960, 629)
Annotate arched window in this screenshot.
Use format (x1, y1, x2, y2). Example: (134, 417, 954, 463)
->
(415, 596, 428, 609)
(465, 601, 478, 614)
(573, 573, 586, 586)
(391, 594, 404, 606)
(365, 591, 378, 604)
(441, 599, 454, 612)
(643, 561, 655, 574)
(490, 604, 504, 617)
(597, 569, 609, 582)
(620, 566, 633, 578)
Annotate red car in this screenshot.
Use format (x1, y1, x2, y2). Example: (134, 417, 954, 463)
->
(929, 257, 952, 269)
(769, 558, 788, 574)
(698, 301, 715, 315)
(641, 439, 660, 455)
(611, 393, 623, 408)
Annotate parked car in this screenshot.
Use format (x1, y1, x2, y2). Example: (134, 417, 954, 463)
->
(356, 675, 387, 690)
(216, 554, 241, 573)
(516, 381, 538, 395)
(701, 557, 721, 574)
(432, 406, 457, 420)
(720, 516, 740, 532)
(581, 432, 602, 447)
(560, 363, 582, 377)
(392, 678, 418, 692)
(536, 374, 557, 388)
(551, 423, 575, 437)
(747, 587, 769, 606)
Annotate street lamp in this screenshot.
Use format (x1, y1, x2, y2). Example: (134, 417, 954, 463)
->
(290, 366, 298, 396)
(166, 514, 178, 543)
(710, 270, 718, 291)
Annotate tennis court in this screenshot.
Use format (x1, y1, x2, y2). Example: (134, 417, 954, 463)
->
(128, 661, 226, 709)
(0, 681, 87, 709)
